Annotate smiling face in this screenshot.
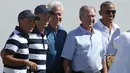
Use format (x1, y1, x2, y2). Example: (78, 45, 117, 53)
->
(50, 6, 63, 27)
(100, 4, 116, 24)
(36, 13, 51, 28)
(80, 6, 96, 29)
(20, 18, 35, 33)
(26, 19, 35, 32)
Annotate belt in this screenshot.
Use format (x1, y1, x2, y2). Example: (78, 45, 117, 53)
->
(72, 70, 84, 73)
(72, 70, 101, 73)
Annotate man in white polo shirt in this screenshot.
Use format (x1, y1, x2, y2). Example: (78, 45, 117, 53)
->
(93, 1, 120, 69)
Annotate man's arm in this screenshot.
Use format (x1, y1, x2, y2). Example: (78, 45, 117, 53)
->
(0, 48, 4, 58)
(1, 49, 38, 71)
(63, 58, 71, 73)
(101, 59, 108, 73)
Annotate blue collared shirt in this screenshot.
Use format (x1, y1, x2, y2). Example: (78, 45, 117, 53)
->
(94, 19, 120, 55)
(61, 26, 105, 72)
(46, 25, 67, 72)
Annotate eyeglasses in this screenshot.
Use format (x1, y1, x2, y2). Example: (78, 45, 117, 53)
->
(105, 10, 116, 15)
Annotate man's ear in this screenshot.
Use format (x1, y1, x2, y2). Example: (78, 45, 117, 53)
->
(79, 15, 83, 21)
(99, 10, 101, 16)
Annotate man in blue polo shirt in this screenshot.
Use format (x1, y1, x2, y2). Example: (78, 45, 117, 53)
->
(46, 1, 67, 73)
(61, 5, 107, 73)
(1, 10, 37, 73)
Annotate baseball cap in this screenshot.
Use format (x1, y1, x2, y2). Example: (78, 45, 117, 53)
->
(35, 5, 54, 14)
(18, 10, 37, 21)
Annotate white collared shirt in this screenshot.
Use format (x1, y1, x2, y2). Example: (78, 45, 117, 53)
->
(109, 31, 130, 73)
(94, 19, 120, 55)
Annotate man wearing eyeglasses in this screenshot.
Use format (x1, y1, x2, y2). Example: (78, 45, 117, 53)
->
(94, 1, 120, 70)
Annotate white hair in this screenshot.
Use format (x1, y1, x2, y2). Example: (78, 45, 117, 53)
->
(48, 1, 63, 11)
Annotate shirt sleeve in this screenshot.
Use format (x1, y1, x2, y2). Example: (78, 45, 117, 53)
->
(4, 37, 19, 53)
(113, 33, 125, 50)
(61, 32, 76, 60)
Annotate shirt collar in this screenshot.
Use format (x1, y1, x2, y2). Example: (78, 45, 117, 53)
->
(15, 26, 29, 39)
(32, 26, 47, 35)
(78, 25, 95, 34)
(96, 19, 105, 28)
(47, 24, 63, 31)
(32, 26, 40, 34)
(96, 19, 116, 30)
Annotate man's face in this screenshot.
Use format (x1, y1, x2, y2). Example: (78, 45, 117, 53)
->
(36, 13, 51, 28)
(24, 18, 35, 33)
(50, 6, 63, 26)
(100, 4, 116, 24)
(81, 8, 96, 28)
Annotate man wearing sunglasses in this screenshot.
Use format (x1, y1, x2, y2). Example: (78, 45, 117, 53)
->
(28, 5, 54, 73)
(94, 1, 120, 70)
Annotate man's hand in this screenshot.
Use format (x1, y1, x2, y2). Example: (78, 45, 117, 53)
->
(25, 60, 38, 71)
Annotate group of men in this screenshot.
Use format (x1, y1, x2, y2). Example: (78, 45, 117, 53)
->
(1, 0, 130, 73)
(1, 1, 67, 73)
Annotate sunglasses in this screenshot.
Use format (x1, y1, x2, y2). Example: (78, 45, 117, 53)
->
(49, 11, 56, 15)
(105, 10, 116, 15)
(28, 19, 36, 24)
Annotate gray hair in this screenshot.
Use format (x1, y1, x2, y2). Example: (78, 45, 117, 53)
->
(48, 1, 63, 11)
(79, 5, 96, 21)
